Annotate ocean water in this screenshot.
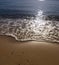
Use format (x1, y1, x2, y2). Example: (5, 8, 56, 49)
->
(0, 0, 59, 42)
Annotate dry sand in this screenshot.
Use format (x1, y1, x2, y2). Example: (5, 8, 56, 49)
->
(0, 35, 59, 65)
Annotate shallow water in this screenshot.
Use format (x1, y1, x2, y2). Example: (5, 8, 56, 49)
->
(0, 16, 59, 43)
(0, 0, 59, 42)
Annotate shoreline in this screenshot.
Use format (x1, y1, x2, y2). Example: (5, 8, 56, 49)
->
(0, 35, 59, 44)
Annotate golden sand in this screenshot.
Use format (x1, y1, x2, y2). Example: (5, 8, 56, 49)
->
(0, 36, 59, 65)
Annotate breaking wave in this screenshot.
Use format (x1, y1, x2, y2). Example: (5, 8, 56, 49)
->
(0, 10, 59, 43)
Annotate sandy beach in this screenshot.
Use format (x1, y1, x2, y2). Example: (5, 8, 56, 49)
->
(0, 36, 59, 65)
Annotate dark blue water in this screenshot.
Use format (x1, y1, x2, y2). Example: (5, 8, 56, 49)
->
(0, 0, 59, 16)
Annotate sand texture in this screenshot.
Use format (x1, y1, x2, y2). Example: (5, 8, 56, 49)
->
(0, 36, 59, 65)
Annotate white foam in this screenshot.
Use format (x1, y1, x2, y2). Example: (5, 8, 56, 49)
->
(0, 16, 59, 42)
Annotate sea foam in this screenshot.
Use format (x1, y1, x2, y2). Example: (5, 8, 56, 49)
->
(0, 15, 59, 43)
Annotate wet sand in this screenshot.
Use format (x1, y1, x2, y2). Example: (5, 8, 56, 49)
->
(0, 36, 59, 65)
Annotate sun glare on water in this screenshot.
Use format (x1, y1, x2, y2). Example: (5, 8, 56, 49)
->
(38, 0, 45, 1)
